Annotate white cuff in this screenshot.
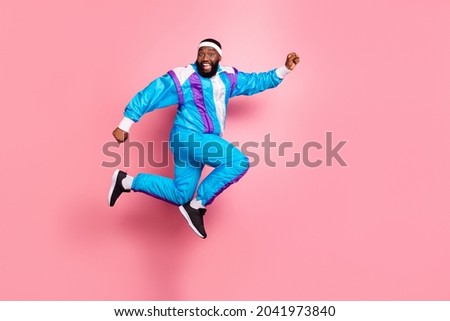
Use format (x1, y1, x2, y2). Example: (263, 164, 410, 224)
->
(276, 65, 291, 79)
(118, 117, 135, 132)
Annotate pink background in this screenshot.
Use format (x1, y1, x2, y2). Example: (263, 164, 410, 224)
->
(1, 0, 449, 300)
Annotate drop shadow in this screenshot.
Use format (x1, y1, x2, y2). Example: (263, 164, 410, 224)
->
(64, 106, 206, 300)
(112, 106, 201, 300)
(63, 188, 205, 300)
(226, 98, 259, 122)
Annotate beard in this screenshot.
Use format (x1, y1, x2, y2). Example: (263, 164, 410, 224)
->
(195, 60, 220, 78)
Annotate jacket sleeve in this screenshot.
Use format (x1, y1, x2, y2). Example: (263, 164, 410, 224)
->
(123, 73, 178, 123)
(232, 68, 283, 97)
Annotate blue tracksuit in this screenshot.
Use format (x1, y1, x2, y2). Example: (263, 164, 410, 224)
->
(124, 63, 283, 206)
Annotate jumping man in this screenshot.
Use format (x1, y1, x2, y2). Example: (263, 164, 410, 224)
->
(108, 38, 300, 239)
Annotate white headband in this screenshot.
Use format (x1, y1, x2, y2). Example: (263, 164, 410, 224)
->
(198, 41, 222, 56)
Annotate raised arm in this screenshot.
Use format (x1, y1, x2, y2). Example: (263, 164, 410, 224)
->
(232, 52, 300, 97)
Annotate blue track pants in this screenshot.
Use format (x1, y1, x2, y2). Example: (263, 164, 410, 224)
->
(131, 127, 249, 206)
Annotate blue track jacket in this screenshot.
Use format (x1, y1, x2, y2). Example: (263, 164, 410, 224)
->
(122, 63, 285, 136)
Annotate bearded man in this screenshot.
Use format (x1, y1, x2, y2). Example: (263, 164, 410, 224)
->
(109, 38, 300, 239)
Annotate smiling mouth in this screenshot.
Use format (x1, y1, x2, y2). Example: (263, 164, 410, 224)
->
(201, 62, 212, 72)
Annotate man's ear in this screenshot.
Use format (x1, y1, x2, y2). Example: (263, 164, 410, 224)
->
(219, 56, 222, 62)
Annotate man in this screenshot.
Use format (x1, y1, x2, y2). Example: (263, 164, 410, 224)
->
(108, 38, 299, 239)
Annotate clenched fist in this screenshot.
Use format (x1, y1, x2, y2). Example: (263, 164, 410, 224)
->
(113, 127, 128, 143)
(285, 52, 300, 70)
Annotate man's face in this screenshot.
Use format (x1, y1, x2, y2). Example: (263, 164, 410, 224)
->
(195, 47, 221, 78)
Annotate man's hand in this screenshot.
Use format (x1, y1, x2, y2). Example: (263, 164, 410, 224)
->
(113, 127, 128, 143)
(285, 52, 300, 71)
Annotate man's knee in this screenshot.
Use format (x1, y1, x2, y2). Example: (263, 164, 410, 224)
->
(232, 153, 249, 173)
(239, 154, 250, 171)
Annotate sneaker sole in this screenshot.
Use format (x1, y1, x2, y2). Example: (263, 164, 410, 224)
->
(108, 169, 120, 206)
(178, 206, 206, 239)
